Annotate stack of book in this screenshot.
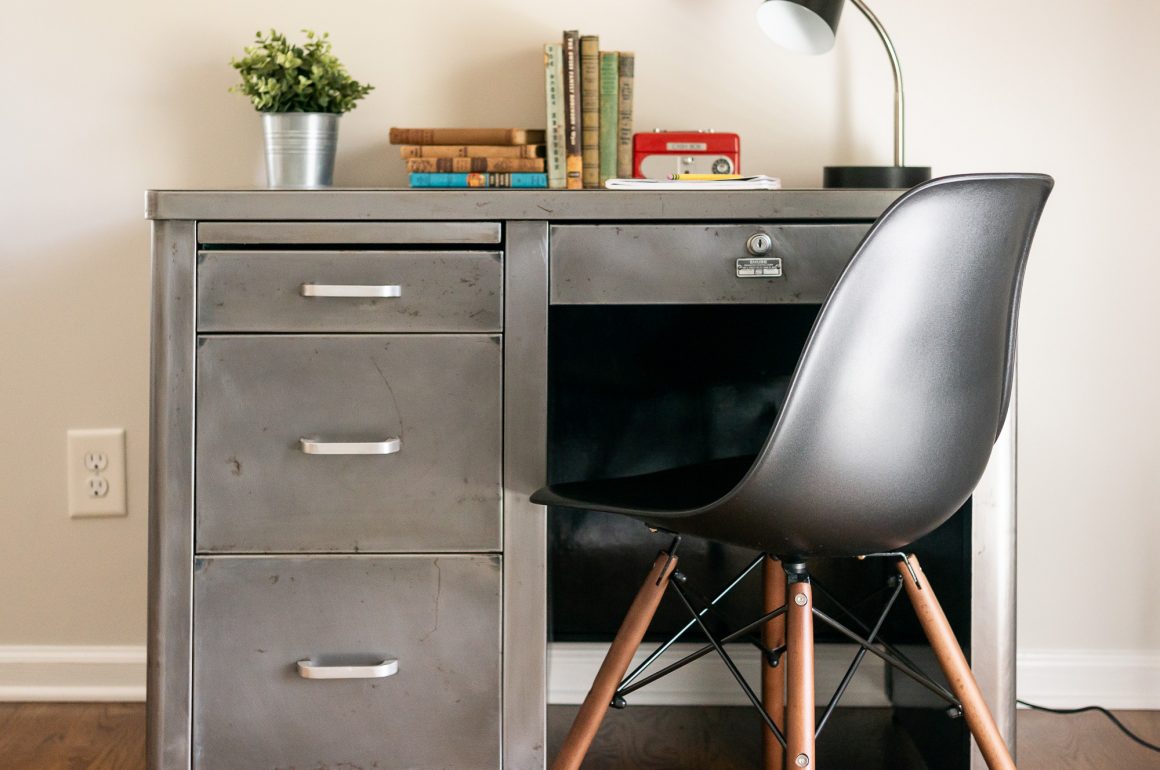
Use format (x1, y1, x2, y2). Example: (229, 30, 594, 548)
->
(544, 31, 634, 189)
(390, 127, 549, 188)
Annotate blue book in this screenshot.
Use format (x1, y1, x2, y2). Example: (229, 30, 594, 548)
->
(408, 172, 549, 189)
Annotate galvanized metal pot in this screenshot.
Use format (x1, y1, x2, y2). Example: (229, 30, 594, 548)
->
(262, 112, 339, 188)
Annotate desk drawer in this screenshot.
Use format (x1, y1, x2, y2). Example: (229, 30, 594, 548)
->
(198, 250, 502, 332)
(550, 224, 869, 304)
(196, 334, 502, 553)
(192, 555, 500, 770)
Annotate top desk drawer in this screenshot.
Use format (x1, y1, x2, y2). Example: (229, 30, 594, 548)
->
(198, 250, 502, 332)
(197, 221, 501, 246)
(550, 224, 870, 305)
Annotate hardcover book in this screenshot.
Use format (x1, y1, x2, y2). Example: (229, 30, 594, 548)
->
(389, 128, 546, 146)
(408, 172, 548, 188)
(398, 145, 545, 159)
(544, 43, 567, 189)
(580, 35, 600, 188)
(598, 51, 619, 186)
(562, 31, 582, 190)
(617, 52, 635, 179)
(405, 157, 546, 173)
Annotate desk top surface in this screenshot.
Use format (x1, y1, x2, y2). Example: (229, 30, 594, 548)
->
(146, 188, 902, 222)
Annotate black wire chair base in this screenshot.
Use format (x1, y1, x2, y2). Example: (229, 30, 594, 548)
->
(610, 552, 964, 749)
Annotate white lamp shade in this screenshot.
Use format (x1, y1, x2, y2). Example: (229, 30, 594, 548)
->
(756, 0, 837, 55)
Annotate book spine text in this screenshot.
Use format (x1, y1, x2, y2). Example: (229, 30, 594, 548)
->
(580, 35, 601, 188)
(389, 128, 545, 146)
(599, 51, 619, 185)
(408, 172, 548, 188)
(405, 157, 546, 173)
(544, 43, 567, 189)
(617, 52, 635, 179)
(398, 145, 545, 159)
(562, 31, 582, 190)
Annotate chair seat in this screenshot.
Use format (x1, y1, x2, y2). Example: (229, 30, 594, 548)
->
(530, 455, 755, 518)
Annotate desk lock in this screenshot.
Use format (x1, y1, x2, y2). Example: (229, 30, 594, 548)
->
(738, 232, 783, 278)
(746, 233, 773, 255)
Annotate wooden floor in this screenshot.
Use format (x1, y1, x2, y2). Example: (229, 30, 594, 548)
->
(0, 702, 1157, 769)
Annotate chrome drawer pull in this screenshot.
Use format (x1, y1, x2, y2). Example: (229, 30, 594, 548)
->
(300, 283, 402, 298)
(297, 658, 399, 680)
(299, 438, 401, 455)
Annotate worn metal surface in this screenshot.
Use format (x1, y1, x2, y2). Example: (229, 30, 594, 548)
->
(550, 224, 870, 305)
(502, 221, 550, 769)
(146, 189, 902, 222)
(147, 220, 195, 770)
(196, 334, 502, 553)
(192, 555, 501, 769)
(197, 220, 501, 245)
(971, 406, 1018, 768)
(197, 250, 503, 333)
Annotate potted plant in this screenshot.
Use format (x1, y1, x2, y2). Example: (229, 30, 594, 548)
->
(231, 29, 374, 188)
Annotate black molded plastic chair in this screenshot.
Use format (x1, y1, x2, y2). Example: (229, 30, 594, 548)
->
(534, 174, 1052, 770)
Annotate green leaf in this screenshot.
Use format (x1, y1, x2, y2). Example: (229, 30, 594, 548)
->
(230, 28, 372, 112)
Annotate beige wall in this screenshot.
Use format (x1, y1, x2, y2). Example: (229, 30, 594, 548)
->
(3, 0, 1158, 696)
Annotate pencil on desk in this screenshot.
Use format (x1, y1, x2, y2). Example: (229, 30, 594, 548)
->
(668, 173, 745, 181)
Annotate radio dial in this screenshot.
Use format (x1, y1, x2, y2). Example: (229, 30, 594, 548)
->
(746, 233, 773, 256)
(712, 157, 735, 174)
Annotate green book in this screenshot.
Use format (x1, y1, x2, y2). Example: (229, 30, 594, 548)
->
(599, 51, 620, 185)
(617, 52, 635, 179)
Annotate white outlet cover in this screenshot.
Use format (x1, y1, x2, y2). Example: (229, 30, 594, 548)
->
(67, 428, 127, 517)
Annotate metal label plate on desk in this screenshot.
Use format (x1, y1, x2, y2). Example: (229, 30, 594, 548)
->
(736, 257, 783, 278)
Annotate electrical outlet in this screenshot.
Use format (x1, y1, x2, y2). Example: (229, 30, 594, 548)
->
(68, 428, 126, 517)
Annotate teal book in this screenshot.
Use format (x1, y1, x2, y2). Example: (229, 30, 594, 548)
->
(408, 172, 549, 189)
(599, 51, 619, 185)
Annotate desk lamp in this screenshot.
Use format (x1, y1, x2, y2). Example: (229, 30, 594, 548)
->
(757, 0, 931, 188)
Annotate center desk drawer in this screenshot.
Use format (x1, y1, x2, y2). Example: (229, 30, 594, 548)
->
(550, 224, 870, 304)
(196, 335, 501, 553)
(193, 555, 500, 769)
(197, 250, 502, 332)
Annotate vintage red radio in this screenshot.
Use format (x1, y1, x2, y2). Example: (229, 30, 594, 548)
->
(632, 130, 741, 179)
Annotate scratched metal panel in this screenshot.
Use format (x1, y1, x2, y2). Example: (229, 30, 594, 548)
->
(192, 555, 500, 769)
(549, 224, 870, 305)
(196, 334, 502, 553)
(198, 250, 502, 333)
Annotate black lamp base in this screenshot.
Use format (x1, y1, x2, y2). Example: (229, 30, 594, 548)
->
(824, 165, 932, 189)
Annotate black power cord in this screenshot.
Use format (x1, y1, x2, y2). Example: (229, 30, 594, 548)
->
(1017, 699, 1160, 754)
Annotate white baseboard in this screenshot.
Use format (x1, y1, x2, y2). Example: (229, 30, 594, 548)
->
(0, 645, 146, 702)
(1017, 649, 1160, 710)
(2, 643, 1155, 709)
(551, 643, 1160, 711)
(548, 642, 889, 707)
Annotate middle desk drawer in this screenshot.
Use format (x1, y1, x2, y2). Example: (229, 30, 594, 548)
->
(195, 334, 502, 553)
(197, 250, 503, 333)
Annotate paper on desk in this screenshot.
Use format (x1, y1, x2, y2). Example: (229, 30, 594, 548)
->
(604, 175, 782, 190)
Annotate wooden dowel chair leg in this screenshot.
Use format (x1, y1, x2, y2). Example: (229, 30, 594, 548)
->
(762, 556, 786, 770)
(897, 554, 1016, 770)
(785, 572, 816, 770)
(551, 552, 679, 770)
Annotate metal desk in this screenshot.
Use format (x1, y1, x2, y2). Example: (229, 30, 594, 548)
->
(147, 189, 1013, 770)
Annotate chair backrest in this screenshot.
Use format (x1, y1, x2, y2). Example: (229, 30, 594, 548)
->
(713, 174, 1053, 557)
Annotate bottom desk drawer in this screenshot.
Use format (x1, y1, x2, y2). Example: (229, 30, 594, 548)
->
(192, 555, 501, 769)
